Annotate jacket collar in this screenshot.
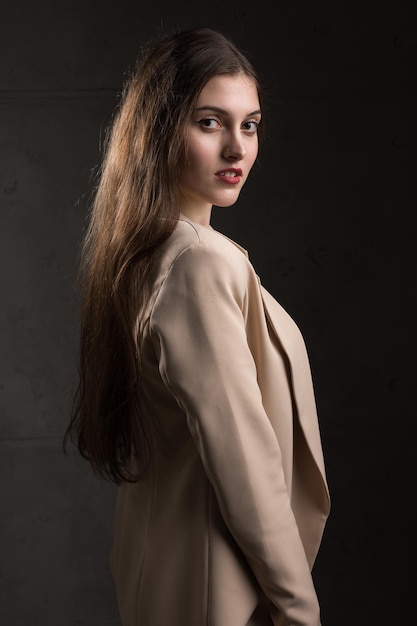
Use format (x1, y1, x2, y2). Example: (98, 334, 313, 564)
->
(178, 215, 249, 258)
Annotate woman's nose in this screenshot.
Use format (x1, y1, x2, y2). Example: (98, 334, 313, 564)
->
(223, 131, 246, 160)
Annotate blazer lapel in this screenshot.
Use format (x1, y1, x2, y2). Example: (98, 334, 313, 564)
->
(259, 281, 328, 489)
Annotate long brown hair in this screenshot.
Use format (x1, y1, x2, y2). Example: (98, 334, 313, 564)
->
(63, 26, 264, 484)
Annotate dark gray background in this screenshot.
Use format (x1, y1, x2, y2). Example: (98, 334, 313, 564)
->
(1, 1, 415, 624)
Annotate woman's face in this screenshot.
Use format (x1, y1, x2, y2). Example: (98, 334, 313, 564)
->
(178, 73, 261, 225)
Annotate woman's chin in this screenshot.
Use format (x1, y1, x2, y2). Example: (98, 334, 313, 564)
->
(213, 196, 241, 209)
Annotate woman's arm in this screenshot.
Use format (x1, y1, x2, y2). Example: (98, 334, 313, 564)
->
(150, 240, 322, 626)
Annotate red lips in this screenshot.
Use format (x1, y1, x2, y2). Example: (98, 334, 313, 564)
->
(215, 168, 242, 184)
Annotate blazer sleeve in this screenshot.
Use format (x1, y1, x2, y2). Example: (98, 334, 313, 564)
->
(149, 240, 322, 626)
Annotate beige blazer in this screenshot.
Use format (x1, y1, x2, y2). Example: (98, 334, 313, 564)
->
(109, 216, 330, 626)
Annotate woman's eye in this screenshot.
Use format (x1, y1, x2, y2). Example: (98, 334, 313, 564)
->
(243, 120, 259, 133)
(198, 118, 220, 129)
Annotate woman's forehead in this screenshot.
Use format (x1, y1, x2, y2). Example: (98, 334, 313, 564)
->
(196, 75, 260, 115)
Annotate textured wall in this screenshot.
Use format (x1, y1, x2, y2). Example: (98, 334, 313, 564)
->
(1, 1, 414, 624)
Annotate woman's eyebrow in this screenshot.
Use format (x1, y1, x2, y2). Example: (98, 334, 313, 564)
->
(194, 105, 262, 117)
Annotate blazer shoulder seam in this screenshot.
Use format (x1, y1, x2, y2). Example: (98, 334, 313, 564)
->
(148, 237, 248, 330)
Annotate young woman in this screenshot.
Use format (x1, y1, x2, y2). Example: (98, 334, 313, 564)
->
(64, 26, 330, 626)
